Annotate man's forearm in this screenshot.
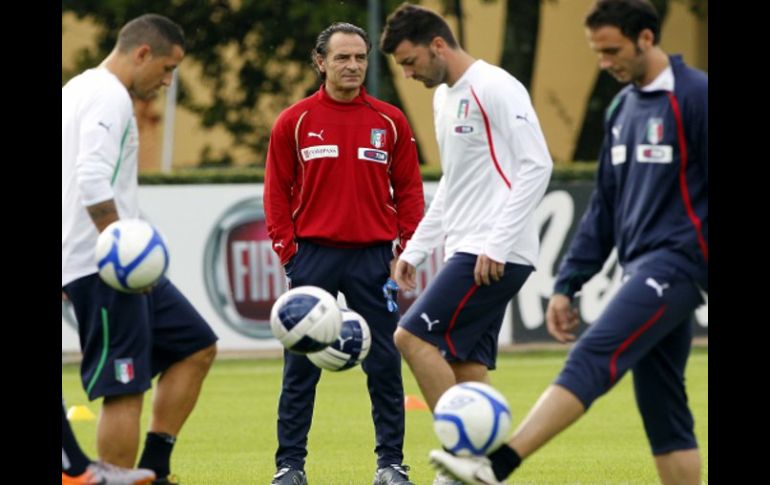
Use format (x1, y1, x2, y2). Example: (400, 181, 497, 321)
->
(86, 199, 119, 233)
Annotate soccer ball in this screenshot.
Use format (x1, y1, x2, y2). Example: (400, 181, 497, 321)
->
(433, 382, 512, 456)
(308, 309, 371, 371)
(270, 286, 342, 354)
(95, 219, 169, 293)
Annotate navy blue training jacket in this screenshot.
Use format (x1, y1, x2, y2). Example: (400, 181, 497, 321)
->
(555, 55, 708, 297)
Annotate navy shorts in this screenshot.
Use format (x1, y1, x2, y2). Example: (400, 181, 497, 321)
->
(399, 252, 533, 369)
(554, 263, 704, 454)
(63, 274, 218, 401)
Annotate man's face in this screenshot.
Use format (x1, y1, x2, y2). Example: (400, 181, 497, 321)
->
(392, 39, 448, 88)
(318, 32, 368, 94)
(586, 25, 649, 85)
(132, 44, 184, 99)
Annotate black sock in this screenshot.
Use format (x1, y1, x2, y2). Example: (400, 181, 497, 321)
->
(61, 402, 90, 476)
(488, 444, 522, 480)
(137, 431, 176, 478)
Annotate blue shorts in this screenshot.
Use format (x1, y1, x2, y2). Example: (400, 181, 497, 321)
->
(64, 274, 218, 401)
(399, 253, 532, 369)
(554, 263, 703, 454)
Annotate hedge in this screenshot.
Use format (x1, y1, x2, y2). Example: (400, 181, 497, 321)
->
(138, 162, 598, 185)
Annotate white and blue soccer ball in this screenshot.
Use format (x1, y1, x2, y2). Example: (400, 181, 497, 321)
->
(95, 219, 169, 293)
(308, 309, 371, 371)
(270, 286, 343, 354)
(433, 382, 512, 456)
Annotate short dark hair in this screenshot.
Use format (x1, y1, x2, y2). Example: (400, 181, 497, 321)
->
(380, 2, 458, 54)
(312, 22, 371, 81)
(585, 0, 661, 45)
(117, 14, 185, 55)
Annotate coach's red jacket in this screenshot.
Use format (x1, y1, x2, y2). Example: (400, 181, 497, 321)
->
(264, 85, 424, 265)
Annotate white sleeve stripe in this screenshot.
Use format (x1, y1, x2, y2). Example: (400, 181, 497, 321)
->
(293, 110, 309, 159)
(376, 111, 399, 145)
(291, 110, 310, 220)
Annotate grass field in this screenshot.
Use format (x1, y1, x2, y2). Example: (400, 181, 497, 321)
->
(62, 348, 708, 484)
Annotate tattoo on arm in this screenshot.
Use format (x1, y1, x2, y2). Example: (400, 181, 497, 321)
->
(86, 200, 119, 233)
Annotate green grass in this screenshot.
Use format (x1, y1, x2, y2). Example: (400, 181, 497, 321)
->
(62, 348, 707, 484)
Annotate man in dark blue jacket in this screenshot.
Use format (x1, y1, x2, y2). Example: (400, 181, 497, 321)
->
(429, 1, 707, 483)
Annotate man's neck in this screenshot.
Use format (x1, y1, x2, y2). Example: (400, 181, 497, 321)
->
(325, 84, 360, 102)
(445, 49, 476, 87)
(100, 50, 132, 90)
(636, 48, 670, 88)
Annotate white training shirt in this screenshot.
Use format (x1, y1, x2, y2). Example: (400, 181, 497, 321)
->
(62, 68, 140, 287)
(401, 60, 553, 268)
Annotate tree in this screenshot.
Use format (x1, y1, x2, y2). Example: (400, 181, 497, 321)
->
(498, 0, 543, 91)
(436, 0, 706, 162)
(63, 0, 409, 166)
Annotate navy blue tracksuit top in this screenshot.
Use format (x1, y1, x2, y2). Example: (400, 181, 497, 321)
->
(555, 55, 708, 296)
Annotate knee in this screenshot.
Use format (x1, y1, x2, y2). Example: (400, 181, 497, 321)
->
(190, 343, 217, 370)
(555, 346, 612, 407)
(653, 448, 701, 484)
(102, 392, 144, 414)
(393, 327, 416, 355)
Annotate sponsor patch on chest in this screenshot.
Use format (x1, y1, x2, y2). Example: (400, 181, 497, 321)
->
(611, 145, 627, 165)
(301, 145, 339, 161)
(636, 144, 673, 163)
(358, 148, 388, 164)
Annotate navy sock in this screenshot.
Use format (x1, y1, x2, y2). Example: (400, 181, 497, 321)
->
(488, 444, 522, 480)
(61, 402, 90, 476)
(137, 431, 176, 478)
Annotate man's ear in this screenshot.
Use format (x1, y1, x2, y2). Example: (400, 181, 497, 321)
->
(134, 44, 152, 64)
(637, 28, 655, 50)
(430, 36, 446, 51)
(314, 53, 326, 74)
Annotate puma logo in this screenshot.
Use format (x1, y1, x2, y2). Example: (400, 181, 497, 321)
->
(308, 129, 324, 141)
(337, 334, 353, 348)
(420, 312, 440, 331)
(612, 124, 622, 140)
(645, 277, 670, 297)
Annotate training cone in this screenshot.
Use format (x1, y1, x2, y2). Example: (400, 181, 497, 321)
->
(67, 405, 96, 421)
(404, 394, 429, 411)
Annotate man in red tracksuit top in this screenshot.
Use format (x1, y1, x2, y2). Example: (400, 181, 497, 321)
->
(263, 22, 424, 485)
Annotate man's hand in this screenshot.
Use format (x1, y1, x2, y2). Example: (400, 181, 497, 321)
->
(394, 259, 417, 291)
(545, 294, 580, 343)
(474, 254, 505, 286)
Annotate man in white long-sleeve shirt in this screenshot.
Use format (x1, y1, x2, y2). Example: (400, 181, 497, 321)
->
(380, 3, 553, 413)
(62, 15, 217, 484)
